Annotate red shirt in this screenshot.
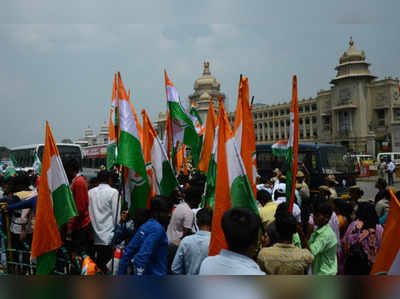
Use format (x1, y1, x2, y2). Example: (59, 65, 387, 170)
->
(68, 175, 91, 231)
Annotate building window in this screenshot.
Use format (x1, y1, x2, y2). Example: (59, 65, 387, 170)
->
(312, 116, 317, 124)
(281, 133, 285, 139)
(337, 111, 353, 133)
(280, 120, 284, 127)
(269, 111, 273, 117)
(275, 110, 279, 116)
(313, 130, 318, 137)
(305, 118, 310, 125)
(258, 123, 262, 129)
(275, 121, 279, 127)
(376, 109, 385, 127)
(265, 134, 268, 140)
(264, 112, 268, 118)
(394, 109, 400, 121)
(299, 118, 303, 125)
(254, 124, 257, 129)
(276, 134, 279, 139)
(264, 122, 268, 128)
(286, 109, 290, 114)
(269, 122, 273, 127)
(300, 132, 304, 139)
(306, 131, 310, 138)
(280, 110, 284, 115)
(312, 104, 317, 111)
(305, 105, 310, 112)
(286, 119, 290, 126)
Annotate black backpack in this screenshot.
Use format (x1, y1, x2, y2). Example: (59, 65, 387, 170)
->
(344, 242, 371, 275)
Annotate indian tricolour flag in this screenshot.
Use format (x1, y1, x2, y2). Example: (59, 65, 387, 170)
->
(200, 99, 218, 209)
(107, 73, 118, 170)
(198, 99, 217, 173)
(32, 153, 42, 174)
(116, 73, 150, 215)
(164, 70, 199, 157)
(271, 76, 299, 213)
(189, 102, 204, 168)
(233, 75, 257, 198)
(371, 188, 400, 275)
(142, 109, 178, 201)
(208, 101, 258, 256)
(31, 121, 78, 275)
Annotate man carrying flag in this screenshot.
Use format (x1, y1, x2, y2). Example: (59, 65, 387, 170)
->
(31, 121, 78, 275)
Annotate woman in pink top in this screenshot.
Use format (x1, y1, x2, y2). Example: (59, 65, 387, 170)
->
(342, 202, 383, 275)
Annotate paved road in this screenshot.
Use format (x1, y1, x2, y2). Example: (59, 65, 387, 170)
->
(357, 176, 400, 202)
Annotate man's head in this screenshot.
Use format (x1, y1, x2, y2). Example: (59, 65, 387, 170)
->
(349, 185, 363, 200)
(196, 207, 213, 231)
(185, 185, 203, 209)
(257, 189, 272, 207)
(221, 207, 261, 256)
(326, 175, 339, 187)
(296, 171, 305, 183)
(313, 200, 333, 228)
(275, 183, 286, 199)
(96, 170, 111, 185)
(150, 196, 172, 227)
(318, 185, 331, 199)
(375, 178, 387, 190)
(10, 174, 31, 193)
(63, 158, 80, 182)
(276, 214, 297, 243)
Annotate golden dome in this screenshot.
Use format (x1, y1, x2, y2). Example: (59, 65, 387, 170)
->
(193, 61, 221, 91)
(339, 37, 366, 64)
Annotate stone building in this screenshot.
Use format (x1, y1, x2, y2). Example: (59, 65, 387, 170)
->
(155, 38, 400, 155)
(75, 122, 109, 147)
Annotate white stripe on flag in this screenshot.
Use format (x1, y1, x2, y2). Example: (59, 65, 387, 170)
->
(47, 155, 69, 192)
(119, 100, 140, 141)
(389, 250, 400, 275)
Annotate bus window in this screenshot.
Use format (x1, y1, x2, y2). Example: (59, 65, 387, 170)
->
(298, 152, 318, 174)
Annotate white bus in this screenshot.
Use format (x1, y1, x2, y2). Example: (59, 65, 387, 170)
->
(10, 143, 83, 172)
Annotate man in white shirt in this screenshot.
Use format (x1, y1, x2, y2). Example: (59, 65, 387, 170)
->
(273, 183, 302, 223)
(387, 160, 396, 186)
(88, 170, 120, 273)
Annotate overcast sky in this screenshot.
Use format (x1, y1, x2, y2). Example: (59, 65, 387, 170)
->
(1, 0, 399, 148)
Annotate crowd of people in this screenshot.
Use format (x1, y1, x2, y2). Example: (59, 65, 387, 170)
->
(0, 157, 397, 275)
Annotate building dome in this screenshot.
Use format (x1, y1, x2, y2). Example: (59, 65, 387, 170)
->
(339, 37, 366, 64)
(100, 122, 108, 135)
(193, 61, 221, 91)
(84, 126, 94, 137)
(199, 92, 210, 102)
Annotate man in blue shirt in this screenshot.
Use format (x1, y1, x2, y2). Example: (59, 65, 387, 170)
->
(118, 196, 171, 276)
(172, 207, 212, 275)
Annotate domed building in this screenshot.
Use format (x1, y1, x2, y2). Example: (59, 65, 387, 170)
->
(75, 122, 109, 147)
(155, 61, 226, 139)
(188, 61, 226, 123)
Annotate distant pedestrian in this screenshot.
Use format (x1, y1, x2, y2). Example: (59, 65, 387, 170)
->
(378, 160, 387, 181)
(387, 160, 395, 186)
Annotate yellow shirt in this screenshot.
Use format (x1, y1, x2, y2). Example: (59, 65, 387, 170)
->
(259, 202, 279, 229)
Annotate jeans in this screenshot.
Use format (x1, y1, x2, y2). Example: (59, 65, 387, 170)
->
(388, 172, 394, 186)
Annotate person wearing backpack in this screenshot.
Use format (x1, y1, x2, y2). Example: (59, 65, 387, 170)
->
(342, 203, 383, 275)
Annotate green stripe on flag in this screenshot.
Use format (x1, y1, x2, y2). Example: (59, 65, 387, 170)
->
(36, 250, 57, 275)
(201, 154, 216, 209)
(230, 175, 259, 214)
(106, 142, 117, 170)
(285, 147, 294, 205)
(52, 184, 78, 227)
(160, 160, 178, 197)
(118, 131, 147, 179)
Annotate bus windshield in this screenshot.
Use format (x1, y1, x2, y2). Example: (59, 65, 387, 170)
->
(320, 148, 347, 174)
(37, 145, 82, 163)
